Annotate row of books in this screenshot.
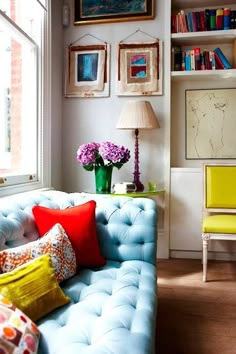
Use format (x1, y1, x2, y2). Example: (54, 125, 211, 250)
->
(171, 8, 236, 33)
(171, 46, 232, 71)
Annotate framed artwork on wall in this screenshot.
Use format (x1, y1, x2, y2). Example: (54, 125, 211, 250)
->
(64, 43, 110, 98)
(185, 88, 236, 159)
(116, 40, 163, 96)
(74, 0, 154, 25)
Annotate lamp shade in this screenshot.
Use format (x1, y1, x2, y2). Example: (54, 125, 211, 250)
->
(116, 100, 160, 130)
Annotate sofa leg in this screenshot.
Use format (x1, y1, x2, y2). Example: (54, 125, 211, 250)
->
(202, 235, 209, 282)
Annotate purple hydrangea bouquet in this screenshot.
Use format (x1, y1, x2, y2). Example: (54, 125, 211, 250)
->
(76, 141, 131, 172)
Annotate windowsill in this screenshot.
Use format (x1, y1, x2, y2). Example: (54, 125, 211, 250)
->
(0, 187, 54, 200)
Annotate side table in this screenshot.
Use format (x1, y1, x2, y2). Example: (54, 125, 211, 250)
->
(110, 190, 165, 197)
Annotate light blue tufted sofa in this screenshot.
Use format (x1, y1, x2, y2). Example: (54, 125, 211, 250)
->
(0, 190, 158, 354)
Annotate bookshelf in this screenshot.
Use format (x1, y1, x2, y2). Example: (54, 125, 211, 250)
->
(171, 2, 236, 80)
(170, 1, 236, 169)
(171, 29, 236, 45)
(172, 68, 236, 81)
(169, 1, 236, 260)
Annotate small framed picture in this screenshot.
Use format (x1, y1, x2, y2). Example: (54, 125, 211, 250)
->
(65, 44, 110, 98)
(74, 0, 154, 25)
(116, 40, 163, 96)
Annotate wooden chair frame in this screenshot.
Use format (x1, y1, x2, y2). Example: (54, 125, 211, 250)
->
(202, 163, 236, 281)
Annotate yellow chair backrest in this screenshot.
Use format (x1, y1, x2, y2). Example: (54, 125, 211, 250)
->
(205, 165, 236, 209)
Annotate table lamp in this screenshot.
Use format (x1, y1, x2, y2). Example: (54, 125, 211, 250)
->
(116, 100, 160, 192)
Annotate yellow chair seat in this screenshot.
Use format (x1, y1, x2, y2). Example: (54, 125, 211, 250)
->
(203, 214, 236, 234)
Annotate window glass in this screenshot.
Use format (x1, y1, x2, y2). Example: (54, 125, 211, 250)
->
(0, 22, 37, 185)
(0, 0, 49, 191)
(0, 0, 45, 43)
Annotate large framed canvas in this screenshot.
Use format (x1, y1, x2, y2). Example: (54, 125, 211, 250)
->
(74, 0, 154, 25)
(186, 88, 236, 159)
(65, 43, 110, 98)
(116, 40, 163, 96)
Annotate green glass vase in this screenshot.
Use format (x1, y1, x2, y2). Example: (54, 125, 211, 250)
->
(95, 166, 113, 194)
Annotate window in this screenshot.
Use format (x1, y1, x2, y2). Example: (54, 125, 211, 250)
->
(0, 0, 51, 196)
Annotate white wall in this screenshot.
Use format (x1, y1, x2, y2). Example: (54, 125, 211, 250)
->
(62, 1, 167, 192)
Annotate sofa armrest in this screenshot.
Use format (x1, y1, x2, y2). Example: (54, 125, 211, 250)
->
(95, 196, 157, 265)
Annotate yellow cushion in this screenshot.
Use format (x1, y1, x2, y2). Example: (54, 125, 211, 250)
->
(202, 214, 236, 233)
(206, 166, 236, 208)
(0, 254, 70, 321)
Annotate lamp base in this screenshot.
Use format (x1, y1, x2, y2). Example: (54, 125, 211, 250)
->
(133, 179, 144, 192)
(133, 128, 145, 192)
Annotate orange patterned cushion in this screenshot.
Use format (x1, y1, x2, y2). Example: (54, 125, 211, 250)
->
(0, 223, 76, 283)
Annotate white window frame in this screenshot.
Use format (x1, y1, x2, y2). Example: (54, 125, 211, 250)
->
(0, 1, 51, 197)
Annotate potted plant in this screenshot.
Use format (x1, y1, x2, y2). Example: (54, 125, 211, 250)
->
(76, 141, 130, 193)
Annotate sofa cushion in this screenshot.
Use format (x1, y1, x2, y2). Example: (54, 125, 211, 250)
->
(37, 259, 157, 354)
(32, 201, 106, 267)
(0, 223, 76, 283)
(0, 255, 70, 322)
(0, 294, 40, 354)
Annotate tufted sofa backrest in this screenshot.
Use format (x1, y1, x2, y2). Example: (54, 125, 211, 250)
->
(0, 190, 158, 265)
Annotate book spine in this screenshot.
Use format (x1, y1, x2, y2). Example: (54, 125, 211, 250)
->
(213, 47, 232, 69)
(199, 11, 206, 31)
(203, 50, 210, 69)
(190, 50, 195, 70)
(171, 46, 175, 71)
(216, 8, 224, 30)
(195, 11, 201, 31)
(209, 51, 216, 70)
(180, 10, 188, 32)
(194, 47, 201, 70)
(204, 9, 211, 31)
(232, 39, 236, 68)
(184, 50, 191, 71)
(223, 8, 231, 30)
(230, 10, 236, 29)
(187, 12, 193, 32)
(209, 9, 216, 30)
(191, 12, 197, 32)
(200, 53, 205, 70)
(171, 14, 177, 33)
(177, 13, 181, 32)
(172, 46, 182, 71)
(178, 12, 183, 32)
(214, 51, 225, 69)
(181, 51, 186, 71)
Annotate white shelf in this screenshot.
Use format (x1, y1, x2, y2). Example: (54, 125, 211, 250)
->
(172, 0, 235, 11)
(171, 68, 236, 81)
(171, 30, 236, 45)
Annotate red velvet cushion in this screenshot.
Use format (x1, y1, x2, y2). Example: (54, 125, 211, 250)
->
(32, 201, 106, 267)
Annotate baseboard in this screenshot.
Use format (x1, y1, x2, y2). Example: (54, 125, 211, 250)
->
(170, 250, 236, 261)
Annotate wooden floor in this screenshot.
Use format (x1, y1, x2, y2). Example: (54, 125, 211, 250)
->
(156, 258, 236, 354)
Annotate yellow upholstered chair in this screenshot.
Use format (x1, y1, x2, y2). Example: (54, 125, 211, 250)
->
(202, 164, 236, 281)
